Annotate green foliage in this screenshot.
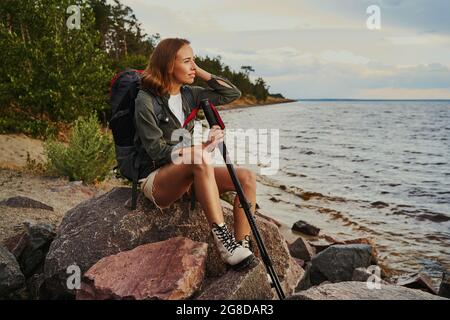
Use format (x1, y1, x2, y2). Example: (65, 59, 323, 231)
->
(112, 54, 148, 71)
(0, 0, 113, 123)
(45, 114, 115, 184)
(194, 55, 270, 101)
(0, 114, 58, 138)
(0, 0, 276, 138)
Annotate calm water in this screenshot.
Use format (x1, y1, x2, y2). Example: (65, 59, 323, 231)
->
(220, 100, 450, 276)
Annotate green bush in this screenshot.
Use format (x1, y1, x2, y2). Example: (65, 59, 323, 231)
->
(45, 114, 115, 184)
(0, 116, 58, 138)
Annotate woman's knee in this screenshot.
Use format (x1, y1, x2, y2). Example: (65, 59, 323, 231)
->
(189, 147, 214, 174)
(239, 168, 256, 190)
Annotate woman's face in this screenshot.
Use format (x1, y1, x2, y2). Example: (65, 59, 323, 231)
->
(171, 44, 196, 85)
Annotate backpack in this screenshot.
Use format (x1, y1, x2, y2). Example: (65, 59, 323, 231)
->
(109, 69, 195, 210)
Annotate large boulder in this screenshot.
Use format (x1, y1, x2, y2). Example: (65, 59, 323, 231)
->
(309, 244, 372, 285)
(44, 187, 302, 299)
(196, 261, 272, 300)
(0, 245, 26, 299)
(76, 237, 207, 300)
(289, 281, 448, 300)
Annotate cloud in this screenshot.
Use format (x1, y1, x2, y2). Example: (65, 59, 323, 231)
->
(117, 0, 450, 99)
(200, 45, 450, 98)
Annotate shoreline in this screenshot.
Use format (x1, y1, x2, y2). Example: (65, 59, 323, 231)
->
(216, 96, 296, 111)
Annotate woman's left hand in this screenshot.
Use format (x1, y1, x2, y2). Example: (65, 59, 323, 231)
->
(204, 125, 224, 152)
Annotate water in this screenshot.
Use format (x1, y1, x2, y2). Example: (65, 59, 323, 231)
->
(220, 100, 450, 275)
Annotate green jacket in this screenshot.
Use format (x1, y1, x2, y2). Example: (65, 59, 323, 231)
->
(134, 74, 241, 176)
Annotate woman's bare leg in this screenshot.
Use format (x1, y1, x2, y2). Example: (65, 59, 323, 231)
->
(151, 147, 225, 227)
(214, 166, 257, 241)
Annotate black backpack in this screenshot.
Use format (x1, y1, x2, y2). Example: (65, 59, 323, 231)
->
(109, 69, 195, 210)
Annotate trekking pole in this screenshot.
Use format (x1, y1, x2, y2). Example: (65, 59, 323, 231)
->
(199, 98, 285, 300)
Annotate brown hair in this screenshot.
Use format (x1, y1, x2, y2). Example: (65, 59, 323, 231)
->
(141, 38, 191, 96)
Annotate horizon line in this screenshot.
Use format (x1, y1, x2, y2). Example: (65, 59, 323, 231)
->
(294, 98, 450, 102)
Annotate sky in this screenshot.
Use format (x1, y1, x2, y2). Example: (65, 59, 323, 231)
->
(114, 0, 450, 99)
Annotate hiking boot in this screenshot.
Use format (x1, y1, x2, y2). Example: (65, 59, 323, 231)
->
(237, 234, 253, 251)
(211, 223, 254, 270)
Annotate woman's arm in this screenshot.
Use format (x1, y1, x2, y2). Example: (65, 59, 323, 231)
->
(190, 63, 242, 106)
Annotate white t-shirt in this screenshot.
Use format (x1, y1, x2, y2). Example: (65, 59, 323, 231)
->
(168, 93, 185, 126)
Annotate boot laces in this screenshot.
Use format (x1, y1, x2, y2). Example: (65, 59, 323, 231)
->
(213, 223, 239, 253)
(238, 235, 252, 249)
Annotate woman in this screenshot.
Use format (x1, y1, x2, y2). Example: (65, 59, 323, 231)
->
(134, 38, 257, 270)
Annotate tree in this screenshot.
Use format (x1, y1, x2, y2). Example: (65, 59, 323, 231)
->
(0, 0, 113, 126)
(253, 77, 269, 101)
(240, 65, 255, 77)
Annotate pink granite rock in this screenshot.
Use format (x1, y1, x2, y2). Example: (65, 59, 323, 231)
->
(76, 237, 207, 300)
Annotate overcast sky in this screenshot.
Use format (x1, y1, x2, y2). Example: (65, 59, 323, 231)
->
(115, 0, 450, 99)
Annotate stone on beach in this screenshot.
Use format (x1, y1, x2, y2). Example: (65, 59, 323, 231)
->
(438, 272, 450, 298)
(76, 237, 207, 300)
(291, 220, 320, 236)
(0, 245, 26, 299)
(352, 266, 388, 284)
(396, 272, 439, 295)
(3, 221, 55, 278)
(288, 237, 316, 261)
(289, 281, 448, 300)
(196, 261, 272, 300)
(309, 244, 372, 285)
(0, 196, 53, 211)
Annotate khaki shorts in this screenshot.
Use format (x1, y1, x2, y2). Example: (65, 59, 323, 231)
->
(139, 168, 170, 211)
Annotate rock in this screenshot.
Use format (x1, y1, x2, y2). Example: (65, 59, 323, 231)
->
(438, 272, 450, 298)
(352, 267, 388, 285)
(310, 244, 372, 285)
(289, 281, 448, 300)
(255, 210, 282, 228)
(291, 220, 320, 236)
(337, 238, 379, 265)
(293, 258, 305, 268)
(0, 245, 26, 299)
(247, 220, 304, 297)
(196, 261, 272, 300)
(397, 272, 438, 295)
(319, 235, 379, 265)
(308, 240, 332, 254)
(4, 221, 56, 278)
(288, 237, 316, 261)
(295, 262, 312, 291)
(0, 196, 53, 211)
(370, 201, 389, 208)
(44, 187, 301, 299)
(26, 273, 46, 300)
(2, 231, 28, 259)
(76, 237, 207, 300)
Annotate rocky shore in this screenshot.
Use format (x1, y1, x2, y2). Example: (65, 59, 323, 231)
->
(1, 181, 448, 300)
(0, 133, 449, 300)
